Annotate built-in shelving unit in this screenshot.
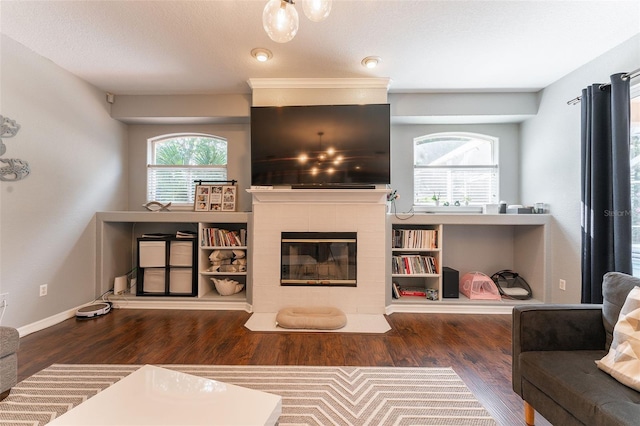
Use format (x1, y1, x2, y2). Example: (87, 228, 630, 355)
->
(386, 213, 550, 314)
(96, 211, 250, 310)
(391, 224, 443, 301)
(198, 223, 248, 300)
(96, 210, 549, 314)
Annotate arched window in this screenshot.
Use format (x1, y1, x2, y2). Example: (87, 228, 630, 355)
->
(414, 132, 498, 206)
(147, 133, 227, 205)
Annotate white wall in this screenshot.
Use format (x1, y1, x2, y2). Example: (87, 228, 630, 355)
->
(521, 34, 640, 303)
(390, 123, 520, 212)
(127, 124, 251, 212)
(0, 35, 128, 328)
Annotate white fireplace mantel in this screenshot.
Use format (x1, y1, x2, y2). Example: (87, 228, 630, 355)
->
(247, 188, 389, 204)
(249, 187, 388, 314)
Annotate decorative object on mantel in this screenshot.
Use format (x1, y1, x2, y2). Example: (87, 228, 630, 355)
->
(387, 189, 399, 213)
(142, 201, 172, 212)
(0, 115, 30, 182)
(262, 0, 331, 43)
(194, 180, 237, 212)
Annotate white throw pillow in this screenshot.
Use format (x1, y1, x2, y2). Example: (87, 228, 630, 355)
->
(597, 285, 640, 391)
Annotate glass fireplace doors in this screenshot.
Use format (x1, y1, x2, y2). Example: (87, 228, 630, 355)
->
(281, 232, 356, 286)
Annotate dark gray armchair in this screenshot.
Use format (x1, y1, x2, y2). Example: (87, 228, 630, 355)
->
(512, 272, 640, 425)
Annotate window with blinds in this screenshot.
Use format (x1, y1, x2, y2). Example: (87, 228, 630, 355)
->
(414, 133, 498, 206)
(147, 134, 227, 206)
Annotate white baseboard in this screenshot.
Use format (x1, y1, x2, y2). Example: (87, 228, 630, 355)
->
(17, 304, 84, 337)
(16, 299, 253, 337)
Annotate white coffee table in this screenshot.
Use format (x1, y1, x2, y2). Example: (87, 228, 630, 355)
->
(48, 365, 282, 425)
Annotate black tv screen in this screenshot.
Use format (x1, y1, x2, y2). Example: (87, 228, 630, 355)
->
(251, 104, 390, 187)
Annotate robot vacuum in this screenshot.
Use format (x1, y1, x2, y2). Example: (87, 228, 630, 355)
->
(75, 302, 112, 319)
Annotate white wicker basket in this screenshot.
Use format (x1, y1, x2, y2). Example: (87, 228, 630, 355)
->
(210, 278, 244, 296)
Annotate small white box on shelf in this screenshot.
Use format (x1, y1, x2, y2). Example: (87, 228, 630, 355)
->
(483, 204, 500, 214)
(143, 268, 165, 293)
(169, 241, 193, 266)
(170, 269, 192, 293)
(139, 241, 166, 267)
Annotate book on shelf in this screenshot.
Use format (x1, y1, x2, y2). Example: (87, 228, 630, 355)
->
(176, 230, 197, 239)
(392, 229, 438, 249)
(393, 285, 438, 299)
(392, 282, 400, 299)
(140, 233, 172, 239)
(201, 228, 246, 247)
(391, 254, 439, 274)
(398, 287, 427, 297)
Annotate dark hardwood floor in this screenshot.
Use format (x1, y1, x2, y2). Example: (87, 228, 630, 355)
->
(15, 309, 550, 426)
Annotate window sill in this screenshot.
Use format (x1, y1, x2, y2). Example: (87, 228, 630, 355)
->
(414, 205, 483, 214)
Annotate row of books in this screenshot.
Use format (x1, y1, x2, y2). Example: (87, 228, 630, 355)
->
(392, 283, 438, 300)
(391, 254, 438, 275)
(201, 228, 246, 247)
(392, 229, 438, 249)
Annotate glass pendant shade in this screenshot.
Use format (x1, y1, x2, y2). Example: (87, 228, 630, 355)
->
(302, 0, 332, 22)
(263, 0, 299, 43)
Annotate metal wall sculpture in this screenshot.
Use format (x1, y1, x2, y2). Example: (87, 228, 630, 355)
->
(0, 115, 30, 181)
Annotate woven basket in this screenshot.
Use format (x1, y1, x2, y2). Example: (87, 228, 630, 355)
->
(210, 278, 244, 296)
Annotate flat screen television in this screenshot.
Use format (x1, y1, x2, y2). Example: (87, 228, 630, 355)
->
(250, 103, 390, 187)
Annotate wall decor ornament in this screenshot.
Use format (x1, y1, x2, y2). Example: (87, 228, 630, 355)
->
(0, 115, 30, 181)
(142, 201, 172, 212)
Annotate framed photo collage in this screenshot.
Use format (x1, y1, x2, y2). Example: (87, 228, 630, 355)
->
(194, 184, 237, 212)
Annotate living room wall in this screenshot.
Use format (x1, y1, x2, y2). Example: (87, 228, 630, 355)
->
(521, 34, 640, 303)
(0, 35, 128, 329)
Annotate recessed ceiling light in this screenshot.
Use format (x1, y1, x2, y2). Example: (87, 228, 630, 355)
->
(251, 48, 273, 62)
(361, 56, 381, 69)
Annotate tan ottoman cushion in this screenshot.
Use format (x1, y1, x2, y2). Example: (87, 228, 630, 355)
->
(276, 306, 347, 330)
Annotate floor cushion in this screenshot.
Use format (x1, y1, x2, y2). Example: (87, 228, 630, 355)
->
(276, 306, 347, 330)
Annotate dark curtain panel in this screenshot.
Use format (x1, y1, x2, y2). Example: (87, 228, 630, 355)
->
(581, 73, 632, 303)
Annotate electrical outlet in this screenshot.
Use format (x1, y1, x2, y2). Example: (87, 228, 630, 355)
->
(39, 284, 48, 297)
(559, 279, 566, 291)
(0, 293, 8, 308)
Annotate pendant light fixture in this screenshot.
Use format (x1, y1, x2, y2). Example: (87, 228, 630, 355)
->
(262, 0, 299, 43)
(262, 0, 331, 43)
(301, 0, 332, 22)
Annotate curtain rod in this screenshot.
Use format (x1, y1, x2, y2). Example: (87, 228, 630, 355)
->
(566, 67, 640, 105)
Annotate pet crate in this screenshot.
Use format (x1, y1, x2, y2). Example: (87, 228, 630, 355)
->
(459, 271, 501, 300)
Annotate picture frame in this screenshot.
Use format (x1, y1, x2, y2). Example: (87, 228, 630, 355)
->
(194, 183, 236, 212)
(221, 185, 237, 211)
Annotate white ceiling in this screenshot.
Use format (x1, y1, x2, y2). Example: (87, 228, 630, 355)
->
(1, 0, 639, 95)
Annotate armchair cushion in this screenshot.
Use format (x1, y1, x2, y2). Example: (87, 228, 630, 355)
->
(512, 304, 605, 396)
(521, 350, 640, 426)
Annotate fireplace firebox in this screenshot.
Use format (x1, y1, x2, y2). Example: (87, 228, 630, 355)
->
(281, 232, 357, 286)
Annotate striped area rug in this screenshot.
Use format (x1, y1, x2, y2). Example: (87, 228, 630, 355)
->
(0, 364, 497, 425)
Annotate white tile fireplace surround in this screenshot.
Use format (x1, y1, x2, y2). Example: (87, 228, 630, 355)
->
(248, 189, 388, 314)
